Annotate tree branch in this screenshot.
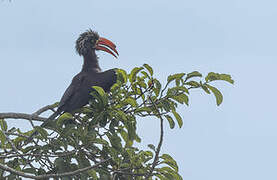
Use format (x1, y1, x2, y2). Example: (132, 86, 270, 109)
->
(0, 150, 77, 159)
(145, 97, 164, 179)
(0, 103, 57, 122)
(3, 131, 19, 153)
(112, 170, 147, 177)
(4, 131, 29, 138)
(0, 113, 47, 122)
(32, 103, 57, 116)
(0, 158, 111, 179)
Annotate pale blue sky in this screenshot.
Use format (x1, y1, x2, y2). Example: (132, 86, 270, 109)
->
(1, 0, 277, 179)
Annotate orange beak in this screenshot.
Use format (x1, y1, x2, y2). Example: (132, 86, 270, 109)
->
(95, 37, 119, 58)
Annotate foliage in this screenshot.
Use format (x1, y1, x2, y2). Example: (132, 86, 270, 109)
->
(0, 64, 233, 179)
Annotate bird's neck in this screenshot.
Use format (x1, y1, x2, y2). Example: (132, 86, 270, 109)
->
(82, 51, 101, 72)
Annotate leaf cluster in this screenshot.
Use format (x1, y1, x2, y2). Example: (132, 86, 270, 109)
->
(0, 64, 233, 179)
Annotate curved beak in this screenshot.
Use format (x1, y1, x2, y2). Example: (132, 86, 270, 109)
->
(95, 37, 119, 58)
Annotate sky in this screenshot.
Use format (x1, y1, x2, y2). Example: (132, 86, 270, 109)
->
(1, 0, 277, 179)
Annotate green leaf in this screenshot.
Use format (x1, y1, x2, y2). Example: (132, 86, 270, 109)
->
(88, 170, 98, 179)
(110, 82, 120, 93)
(123, 97, 138, 107)
(153, 78, 162, 96)
(119, 129, 129, 144)
(98, 113, 108, 127)
(91, 86, 108, 107)
(170, 94, 189, 106)
(129, 67, 144, 82)
(201, 84, 211, 94)
(172, 111, 183, 128)
(21, 146, 34, 154)
(185, 71, 202, 81)
(57, 113, 73, 125)
(205, 72, 234, 84)
(220, 74, 234, 84)
(54, 157, 65, 168)
(158, 167, 176, 179)
(143, 64, 153, 76)
(135, 134, 141, 143)
(185, 81, 200, 87)
(107, 133, 122, 150)
(125, 118, 137, 142)
(137, 80, 147, 89)
(167, 73, 185, 83)
(159, 166, 181, 178)
(0, 119, 7, 131)
(34, 126, 48, 139)
(173, 86, 189, 94)
(141, 71, 150, 79)
(91, 138, 109, 145)
(148, 144, 156, 151)
(161, 100, 171, 112)
(165, 115, 175, 129)
(160, 154, 179, 171)
(116, 69, 128, 83)
(0, 130, 6, 146)
(206, 84, 223, 106)
(134, 107, 152, 114)
(177, 94, 189, 105)
(167, 87, 189, 97)
(80, 107, 93, 114)
(38, 168, 47, 175)
(155, 174, 167, 180)
(116, 110, 128, 121)
(13, 136, 25, 146)
(167, 88, 178, 96)
(92, 86, 105, 97)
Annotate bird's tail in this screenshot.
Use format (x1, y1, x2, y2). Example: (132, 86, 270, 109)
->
(24, 111, 60, 145)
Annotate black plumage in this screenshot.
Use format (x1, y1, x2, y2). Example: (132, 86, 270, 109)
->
(53, 52, 117, 118)
(26, 30, 118, 142)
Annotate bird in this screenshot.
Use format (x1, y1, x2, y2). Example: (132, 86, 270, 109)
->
(26, 29, 118, 143)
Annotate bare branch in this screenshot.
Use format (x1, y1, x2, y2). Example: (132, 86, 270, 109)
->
(28, 104, 56, 129)
(0, 103, 57, 122)
(4, 132, 29, 138)
(0, 113, 47, 122)
(32, 103, 57, 116)
(145, 97, 164, 179)
(0, 158, 111, 179)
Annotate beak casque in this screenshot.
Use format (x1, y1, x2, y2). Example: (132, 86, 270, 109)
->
(95, 37, 119, 58)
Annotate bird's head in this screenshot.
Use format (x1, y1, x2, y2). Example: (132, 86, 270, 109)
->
(75, 29, 118, 58)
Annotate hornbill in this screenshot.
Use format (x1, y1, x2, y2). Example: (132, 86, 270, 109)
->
(26, 30, 118, 142)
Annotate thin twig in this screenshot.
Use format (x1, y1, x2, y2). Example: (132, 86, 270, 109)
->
(32, 104, 57, 116)
(4, 132, 28, 138)
(145, 97, 164, 179)
(112, 170, 147, 177)
(121, 86, 151, 113)
(0, 150, 77, 159)
(137, 112, 167, 117)
(3, 132, 19, 153)
(160, 81, 170, 98)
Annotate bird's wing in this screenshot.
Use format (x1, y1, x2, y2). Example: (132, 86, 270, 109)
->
(98, 69, 117, 92)
(58, 69, 116, 112)
(57, 73, 85, 112)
